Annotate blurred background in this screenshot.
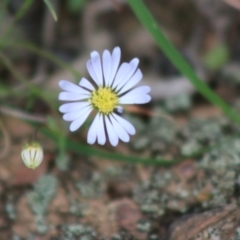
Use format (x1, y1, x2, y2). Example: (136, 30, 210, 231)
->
(1, 0, 240, 239)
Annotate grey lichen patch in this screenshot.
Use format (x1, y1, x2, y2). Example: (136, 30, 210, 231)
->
(110, 231, 134, 240)
(178, 117, 238, 161)
(104, 165, 133, 178)
(5, 195, 16, 220)
(69, 199, 88, 217)
(134, 171, 175, 217)
(136, 219, 152, 232)
(131, 110, 177, 155)
(180, 118, 225, 145)
(232, 227, 240, 240)
(27, 174, 58, 234)
(76, 172, 105, 198)
(197, 138, 240, 207)
(134, 134, 240, 220)
(150, 117, 176, 143)
(60, 224, 96, 240)
(131, 112, 240, 159)
(180, 140, 202, 156)
(163, 93, 192, 113)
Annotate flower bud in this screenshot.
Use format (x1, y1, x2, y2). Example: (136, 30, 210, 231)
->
(21, 141, 44, 169)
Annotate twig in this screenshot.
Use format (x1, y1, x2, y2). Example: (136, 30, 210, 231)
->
(125, 105, 173, 121)
(0, 106, 47, 123)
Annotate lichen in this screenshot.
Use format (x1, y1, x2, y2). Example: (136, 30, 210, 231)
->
(60, 224, 96, 240)
(5, 195, 16, 220)
(27, 174, 58, 234)
(136, 219, 151, 232)
(134, 137, 240, 221)
(76, 172, 105, 198)
(163, 93, 192, 112)
(232, 227, 240, 240)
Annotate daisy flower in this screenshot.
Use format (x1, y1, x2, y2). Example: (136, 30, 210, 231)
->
(58, 46, 151, 146)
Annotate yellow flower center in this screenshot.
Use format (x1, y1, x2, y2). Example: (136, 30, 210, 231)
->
(90, 87, 118, 114)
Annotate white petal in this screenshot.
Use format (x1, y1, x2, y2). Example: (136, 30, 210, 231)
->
(63, 105, 92, 121)
(108, 47, 121, 86)
(22, 150, 30, 162)
(30, 148, 35, 160)
(90, 51, 103, 86)
(118, 69, 142, 94)
(109, 115, 130, 142)
(97, 114, 106, 145)
(35, 150, 43, 162)
(119, 94, 151, 104)
(86, 60, 100, 85)
(79, 78, 95, 91)
(112, 63, 131, 89)
(115, 58, 139, 91)
(112, 113, 136, 135)
(59, 92, 90, 101)
(59, 80, 90, 94)
(69, 107, 92, 131)
(121, 86, 150, 97)
(105, 116, 119, 146)
(102, 50, 111, 86)
(87, 114, 99, 145)
(59, 102, 90, 113)
(119, 86, 151, 104)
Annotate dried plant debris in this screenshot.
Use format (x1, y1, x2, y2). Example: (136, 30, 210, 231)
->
(27, 174, 58, 234)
